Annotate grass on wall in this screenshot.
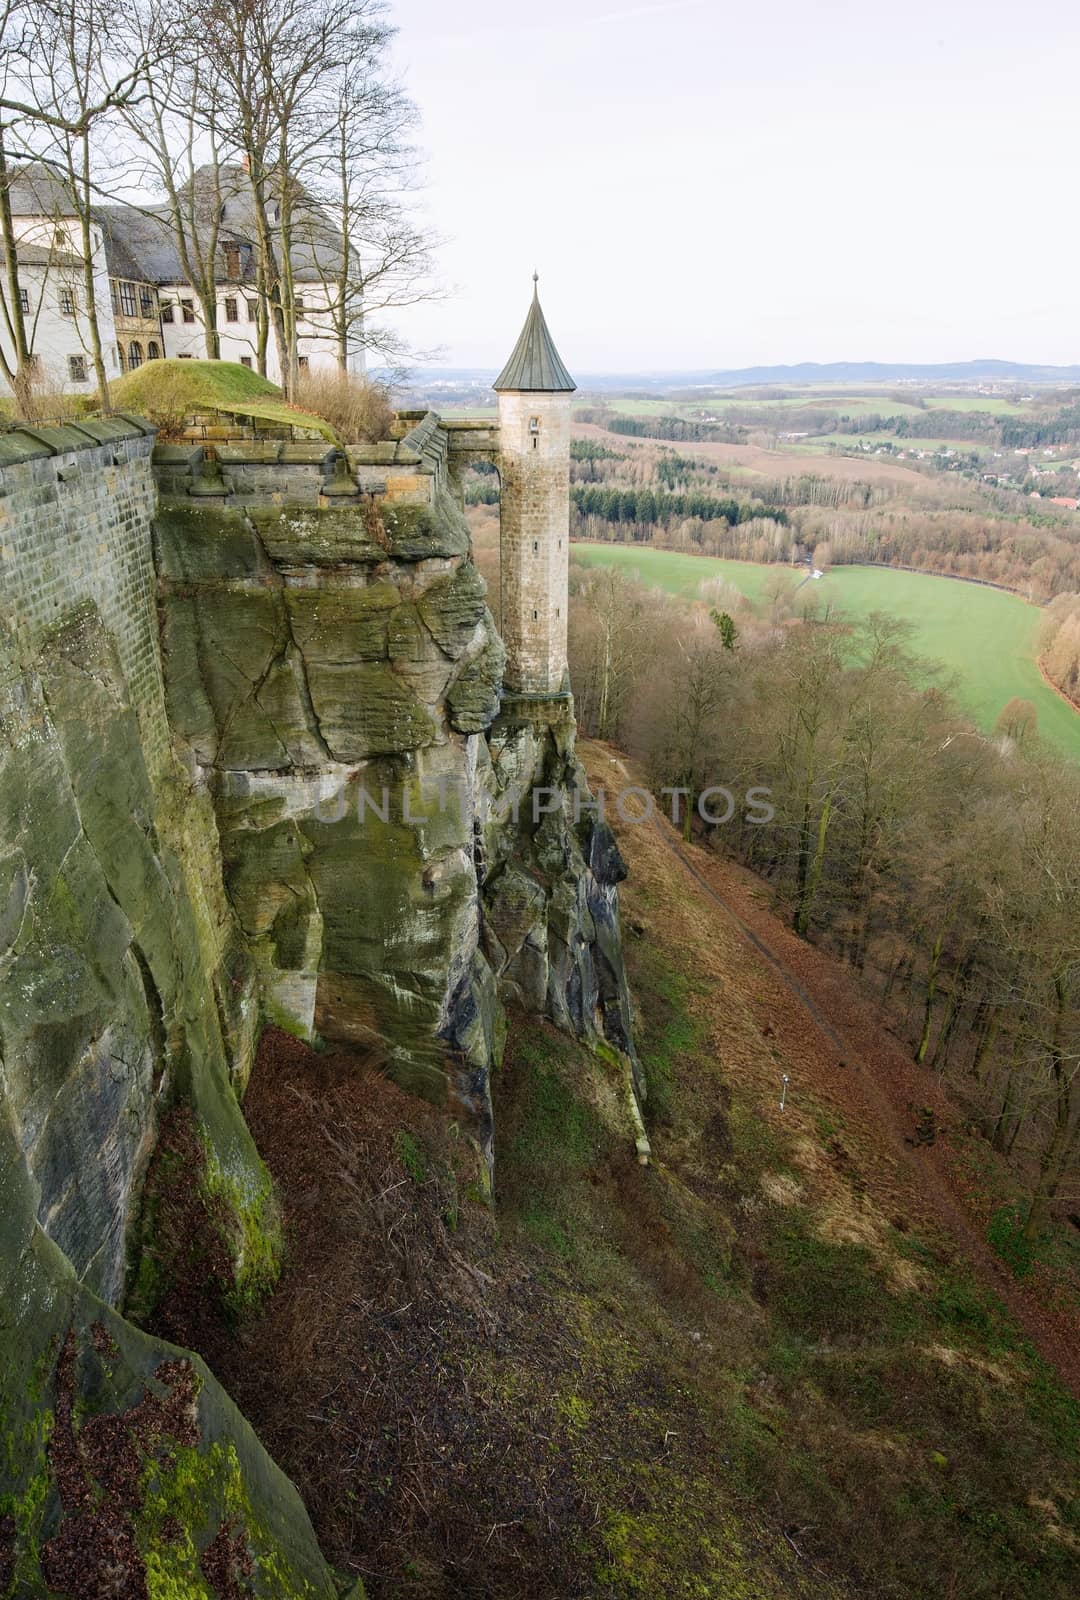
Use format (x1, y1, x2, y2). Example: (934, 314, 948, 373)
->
(108, 358, 338, 440)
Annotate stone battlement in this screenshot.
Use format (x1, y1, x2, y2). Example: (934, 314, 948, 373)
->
(151, 410, 502, 515)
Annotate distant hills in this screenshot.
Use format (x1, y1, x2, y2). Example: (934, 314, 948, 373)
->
(401, 359, 1080, 392)
(656, 359, 1080, 388)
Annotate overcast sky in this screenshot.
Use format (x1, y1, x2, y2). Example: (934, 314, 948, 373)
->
(389, 0, 1079, 373)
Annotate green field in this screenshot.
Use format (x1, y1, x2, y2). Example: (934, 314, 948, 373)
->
(797, 434, 983, 453)
(572, 543, 1080, 760)
(577, 390, 1033, 422)
(578, 393, 932, 419)
(924, 395, 1027, 415)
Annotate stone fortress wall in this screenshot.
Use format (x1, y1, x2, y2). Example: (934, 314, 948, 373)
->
(0, 416, 254, 1297)
(0, 418, 168, 775)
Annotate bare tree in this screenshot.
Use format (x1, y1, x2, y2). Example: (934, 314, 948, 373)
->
(188, 0, 437, 393)
(121, 19, 231, 361)
(3, 0, 160, 409)
(298, 56, 438, 373)
(188, 0, 357, 393)
(0, 0, 41, 410)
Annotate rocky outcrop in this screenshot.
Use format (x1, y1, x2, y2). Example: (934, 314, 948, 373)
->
(153, 454, 641, 1165)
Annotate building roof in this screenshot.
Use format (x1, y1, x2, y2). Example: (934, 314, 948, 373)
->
(214, 166, 346, 284)
(493, 277, 576, 393)
(9, 160, 350, 291)
(6, 164, 81, 218)
(94, 192, 256, 286)
(14, 243, 83, 269)
(92, 206, 175, 282)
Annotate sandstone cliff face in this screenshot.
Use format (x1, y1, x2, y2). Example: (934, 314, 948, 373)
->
(0, 423, 344, 1597)
(153, 422, 641, 1161)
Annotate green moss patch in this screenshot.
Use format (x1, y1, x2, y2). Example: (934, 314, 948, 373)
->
(127, 1108, 281, 1338)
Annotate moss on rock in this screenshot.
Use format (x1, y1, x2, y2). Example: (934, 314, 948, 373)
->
(305, 659, 437, 759)
(381, 487, 470, 560)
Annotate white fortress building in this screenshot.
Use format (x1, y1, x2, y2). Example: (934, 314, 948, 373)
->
(494, 276, 576, 697)
(1, 164, 363, 395)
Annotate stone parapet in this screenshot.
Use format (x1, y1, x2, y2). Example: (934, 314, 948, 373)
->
(152, 410, 465, 512)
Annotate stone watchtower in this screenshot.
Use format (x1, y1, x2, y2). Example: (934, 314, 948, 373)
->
(494, 275, 576, 695)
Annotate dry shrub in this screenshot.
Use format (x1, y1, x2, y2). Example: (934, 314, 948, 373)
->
(20, 372, 87, 425)
(295, 369, 393, 442)
(466, 503, 500, 613)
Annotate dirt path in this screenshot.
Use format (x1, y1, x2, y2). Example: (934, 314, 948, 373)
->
(586, 743, 1080, 1396)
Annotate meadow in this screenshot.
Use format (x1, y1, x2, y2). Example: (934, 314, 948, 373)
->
(924, 395, 1028, 414)
(797, 433, 980, 453)
(574, 392, 931, 418)
(572, 542, 1080, 760)
(572, 389, 1033, 421)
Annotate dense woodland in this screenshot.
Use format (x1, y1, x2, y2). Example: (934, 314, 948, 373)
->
(568, 563, 1080, 1247)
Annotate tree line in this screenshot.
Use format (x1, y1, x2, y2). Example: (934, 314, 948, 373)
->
(577, 410, 738, 443)
(1001, 404, 1080, 450)
(569, 565, 1080, 1248)
(571, 483, 788, 531)
(1039, 595, 1080, 706)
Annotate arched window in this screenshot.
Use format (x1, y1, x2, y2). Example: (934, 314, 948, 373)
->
(128, 341, 143, 370)
(147, 340, 160, 361)
(117, 344, 126, 373)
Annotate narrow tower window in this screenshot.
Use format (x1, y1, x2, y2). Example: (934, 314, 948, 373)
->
(533, 610, 539, 620)
(532, 540, 539, 552)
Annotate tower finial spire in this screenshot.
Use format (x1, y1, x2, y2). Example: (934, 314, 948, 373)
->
(494, 275, 576, 393)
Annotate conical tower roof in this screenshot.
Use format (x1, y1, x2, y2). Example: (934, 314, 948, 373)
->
(493, 274, 576, 393)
